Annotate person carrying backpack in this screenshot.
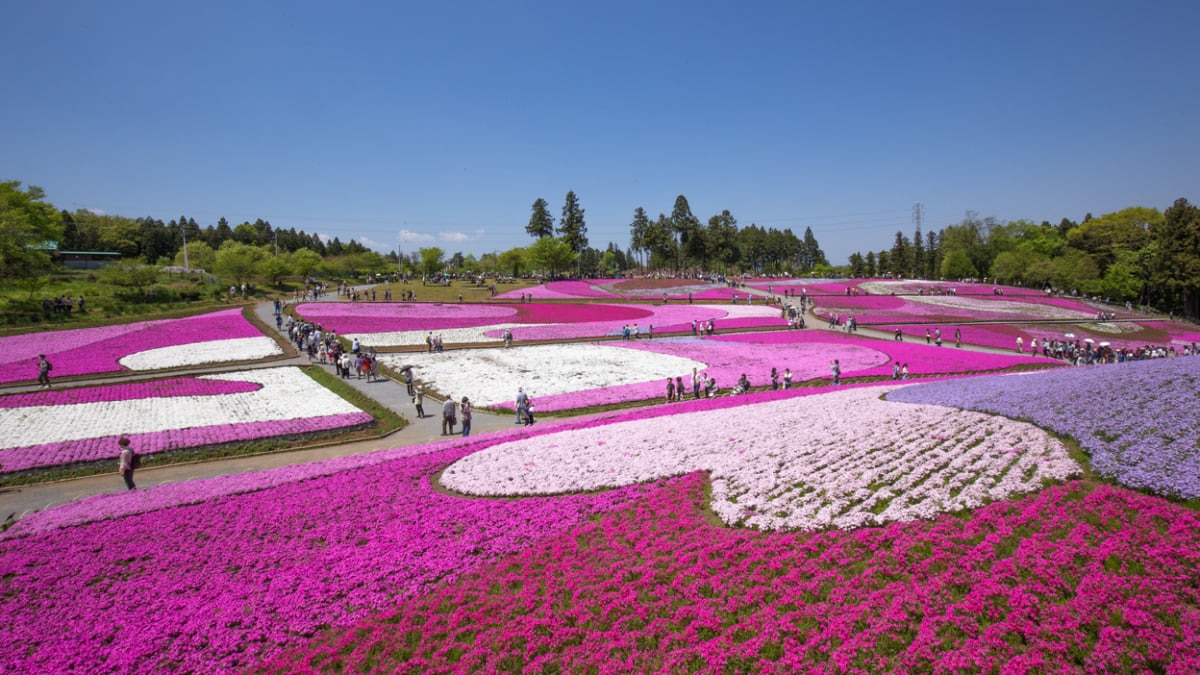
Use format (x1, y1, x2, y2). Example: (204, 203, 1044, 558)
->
(37, 355, 52, 388)
(117, 437, 138, 490)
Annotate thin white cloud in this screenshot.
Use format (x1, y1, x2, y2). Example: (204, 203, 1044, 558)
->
(399, 229, 436, 244)
(438, 229, 487, 244)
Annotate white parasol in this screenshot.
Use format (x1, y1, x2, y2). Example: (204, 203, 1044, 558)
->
(1099, 341, 1111, 347)
(1064, 333, 1075, 339)
(1084, 338, 1095, 344)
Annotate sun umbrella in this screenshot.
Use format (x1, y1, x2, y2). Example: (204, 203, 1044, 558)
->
(1084, 338, 1095, 344)
(1064, 333, 1075, 339)
(1099, 341, 1111, 347)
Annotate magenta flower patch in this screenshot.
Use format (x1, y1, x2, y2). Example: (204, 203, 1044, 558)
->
(0, 309, 270, 383)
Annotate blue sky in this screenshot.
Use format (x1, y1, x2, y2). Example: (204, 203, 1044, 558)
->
(3, 1, 1197, 265)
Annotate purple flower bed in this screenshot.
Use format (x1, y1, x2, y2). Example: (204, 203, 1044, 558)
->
(0, 377, 260, 408)
(0, 413, 374, 474)
(0, 442, 659, 674)
(0, 309, 267, 383)
(886, 356, 1200, 499)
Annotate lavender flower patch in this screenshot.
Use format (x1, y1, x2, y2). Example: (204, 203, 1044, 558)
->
(886, 357, 1200, 499)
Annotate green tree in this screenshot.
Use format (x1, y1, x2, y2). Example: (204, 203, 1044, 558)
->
(497, 247, 527, 277)
(1099, 253, 1144, 301)
(288, 248, 323, 280)
(799, 227, 827, 271)
(174, 241, 216, 272)
(628, 207, 651, 267)
(419, 247, 445, 277)
(557, 191, 588, 263)
(941, 250, 978, 280)
(214, 241, 266, 285)
(706, 210, 740, 272)
(526, 198, 554, 239)
(0, 182, 62, 289)
(525, 236, 576, 277)
(258, 255, 292, 285)
(671, 195, 702, 269)
(644, 214, 678, 269)
(1153, 198, 1200, 317)
(98, 261, 162, 295)
(848, 252, 865, 277)
(989, 250, 1028, 285)
(912, 225, 925, 278)
(1067, 206, 1161, 275)
(890, 231, 911, 278)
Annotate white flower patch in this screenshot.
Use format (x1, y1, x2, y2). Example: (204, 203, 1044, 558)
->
(442, 384, 1080, 531)
(908, 295, 1094, 320)
(343, 323, 547, 348)
(119, 337, 283, 370)
(0, 367, 363, 448)
(377, 344, 706, 407)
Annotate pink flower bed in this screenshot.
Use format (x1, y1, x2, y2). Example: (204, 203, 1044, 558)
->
(0, 442, 659, 674)
(297, 302, 655, 335)
(490, 305, 785, 341)
(256, 476, 1200, 674)
(875, 321, 1200, 353)
(294, 303, 516, 333)
(0, 377, 259, 408)
(0, 414, 374, 474)
(493, 280, 621, 300)
(502, 331, 1050, 412)
(813, 293, 1101, 324)
(0, 309, 267, 383)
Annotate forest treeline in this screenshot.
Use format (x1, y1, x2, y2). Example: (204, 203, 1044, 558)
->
(3, 179, 1197, 317)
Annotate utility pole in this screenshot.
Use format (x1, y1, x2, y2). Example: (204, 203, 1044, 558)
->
(181, 221, 189, 271)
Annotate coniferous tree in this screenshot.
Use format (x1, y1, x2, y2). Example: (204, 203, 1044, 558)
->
(526, 198, 554, 239)
(557, 191, 588, 258)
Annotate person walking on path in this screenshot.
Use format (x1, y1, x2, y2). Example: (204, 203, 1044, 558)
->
(36, 355, 52, 388)
(830, 359, 841, 385)
(515, 387, 528, 423)
(413, 386, 426, 419)
(460, 397, 473, 437)
(117, 437, 137, 490)
(441, 396, 457, 435)
(403, 368, 414, 395)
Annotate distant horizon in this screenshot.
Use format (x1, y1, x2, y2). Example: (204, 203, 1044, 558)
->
(4, 1, 1197, 265)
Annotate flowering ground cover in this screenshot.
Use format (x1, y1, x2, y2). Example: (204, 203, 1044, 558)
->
(0, 440, 659, 674)
(445, 384, 1080, 531)
(0, 309, 281, 383)
(498, 278, 740, 301)
(381, 331, 1051, 412)
(257, 476, 1200, 674)
(493, 280, 620, 299)
(813, 291, 1100, 324)
(859, 279, 1047, 297)
(3, 369, 1197, 672)
(320, 302, 783, 347)
(888, 356, 1200, 500)
(0, 367, 372, 473)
